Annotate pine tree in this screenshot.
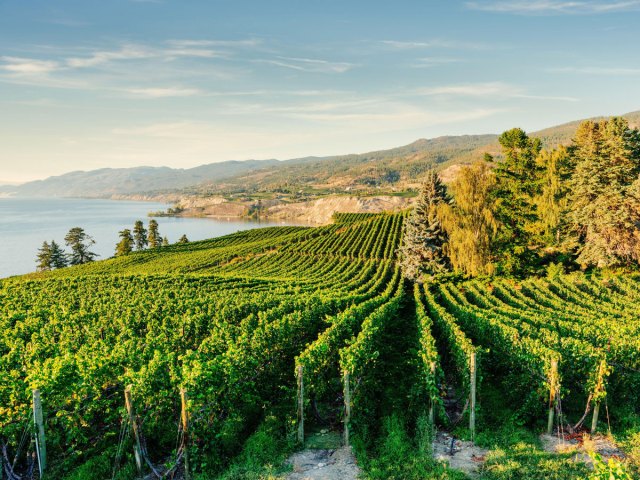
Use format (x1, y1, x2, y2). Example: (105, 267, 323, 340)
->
(50, 240, 68, 269)
(441, 161, 498, 277)
(398, 170, 450, 281)
(115, 229, 134, 256)
(148, 220, 161, 248)
(178, 234, 190, 244)
(492, 128, 543, 274)
(133, 220, 148, 250)
(162, 236, 169, 247)
(35, 241, 53, 271)
(566, 118, 640, 268)
(64, 227, 98, 265)
(536, 147, 571, 246)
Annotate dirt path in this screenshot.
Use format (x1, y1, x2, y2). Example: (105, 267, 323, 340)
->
(433, 432, 489, 478)
(284, 446, 361, 480)
(540, 432, 625, 467)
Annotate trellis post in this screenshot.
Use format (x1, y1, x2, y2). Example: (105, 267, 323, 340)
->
(343, 371, 351, 447)
(429, 361, 436, 425)
(181, 389, 191, 480)
(547, 359, 558, 434)
(32, 389, 46, 476)
(297, 366, 304, 445)
(124, 386, 143, 478)
(469, 352, 477, 443)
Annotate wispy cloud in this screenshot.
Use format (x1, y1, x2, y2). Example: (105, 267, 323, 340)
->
(257, 56, 356, 73)
(411, 57, 463, 68)
(380, 39, 487, 50)
(124, 87, 204, 98)
(551, 66, 640, 75)
(0, 56, 60, 74)
(416, 82, 578, 101)
(66, 44, 155, 68)
(467, 0, 640, 14)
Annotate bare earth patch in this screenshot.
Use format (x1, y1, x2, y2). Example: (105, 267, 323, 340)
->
(284, 446, 361, 480)
(540, 433, 626, 467)
(433, 431, 489, 478)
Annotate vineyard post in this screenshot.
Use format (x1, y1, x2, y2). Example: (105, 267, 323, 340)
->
(469, 352, 477, 443)
(32, 389, 47, 476)
(181, 389, 191, 480)
(429, 361, 436, 425)
(547, 359, 558, 435)
(124, 386, 143, 478)
(591, 402, 600, 434)
(343, 371, 351, 447)
(297, 366, 304, 445)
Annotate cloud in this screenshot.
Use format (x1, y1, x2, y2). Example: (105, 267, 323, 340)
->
(416, 82, 578, 101)
(411, 57, 463, 68)
(124, 87, 204, 98)
(380, 39, 487, 50)
(167, 39, 262, 48)
(66, 44, 154, 68)
(258, 56, 356, 73)
(466, 0, 640, 14)
(0, 56, 60, 74)
(551, 66, 640, 75)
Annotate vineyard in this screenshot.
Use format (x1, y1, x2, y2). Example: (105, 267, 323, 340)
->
(1, 212, 640, 479)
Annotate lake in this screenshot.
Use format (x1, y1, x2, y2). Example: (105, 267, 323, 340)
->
(0, 197, 298, 278)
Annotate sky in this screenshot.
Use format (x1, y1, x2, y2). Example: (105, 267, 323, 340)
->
(0, 0, 639, 184)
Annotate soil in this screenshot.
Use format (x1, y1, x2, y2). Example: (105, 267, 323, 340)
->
(284, 446, 361, 480)
(433, 431, 489, 478)
(540, 432, 626, 467)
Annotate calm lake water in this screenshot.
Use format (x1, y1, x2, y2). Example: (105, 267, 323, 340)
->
(0, 197, 298, 278)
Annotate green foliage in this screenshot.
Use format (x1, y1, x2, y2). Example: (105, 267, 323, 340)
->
(589, 452, 633, 480)
(64, 227, 98, 265)
(133, 219, 148, 250)
(148, 219, 161, 248)
(398, 170, 450, 281)
(115, 228, 134, 256)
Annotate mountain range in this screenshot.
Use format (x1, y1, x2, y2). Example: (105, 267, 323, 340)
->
(3, 110, 639, 199)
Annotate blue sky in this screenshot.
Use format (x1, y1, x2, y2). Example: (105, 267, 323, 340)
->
(1, 0, 639, 183)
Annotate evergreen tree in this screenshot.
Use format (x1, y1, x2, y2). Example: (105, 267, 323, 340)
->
(133, 220, 148, 250)
(441, 161, 498, 277)
(115, 229, 134, 256)
(64, 227, 98, 265)
(148, 220, 161, 248)
(566, 118, 640, 268)
(536, 147, 571, 246)
(35, 241, 53, 271)
(398, 170, 450, 281)
(50, 240, 68, 269)
(492, 128, 543, 274)
(178, 234, 190, 244)
(162, 236, 169, 247)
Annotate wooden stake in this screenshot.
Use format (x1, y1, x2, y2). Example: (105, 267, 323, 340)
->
(547, 359, 558, 435)
(181, 389, 191, 480)
(343, 371, 351, 447)
(124, 386, 143, 478)
(591, 402, 600, 434)
(32, 389, 46, 476)
(297, 366, 304, 445)
(469, 352, 477, 443)
(429, 361, 436, 425)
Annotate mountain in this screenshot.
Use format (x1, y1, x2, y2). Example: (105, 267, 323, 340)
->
(0, 160, 280, 198)
(3, 110, 639, 198)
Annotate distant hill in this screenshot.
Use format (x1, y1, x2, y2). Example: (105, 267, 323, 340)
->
(3, 110, 638, 198)
(0, 160, 280, 198)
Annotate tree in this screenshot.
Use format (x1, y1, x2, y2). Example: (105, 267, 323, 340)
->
(148, 220, 161, 248)
(133, 220, 148, 250)
(162, 236, 169, 247)
(115, 229, 134, 256)
(441, 161, 498, 277)
(64, 227, 98, 265)
(536, 147, 572, 246)
(178, 234, 190, 244)
(36, 241, 53, 271)
(492, 128, 543, 274)
(398, 170, 450, 281)
(566, 118, 640, 268)
(50, 240, 68, 269)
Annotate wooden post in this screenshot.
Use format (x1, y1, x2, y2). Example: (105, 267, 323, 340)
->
(297, 366, 304, 445)
(547, 359, 558, 435)
(32, 389, 46, 476)
(591, 402, 600, 434)
(343, 371, 351, 447)
(124, 386, 143, 478)
(428, 361, 436, 425)
(469, 352, 477, 443)
(181, 389, 191, 480)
